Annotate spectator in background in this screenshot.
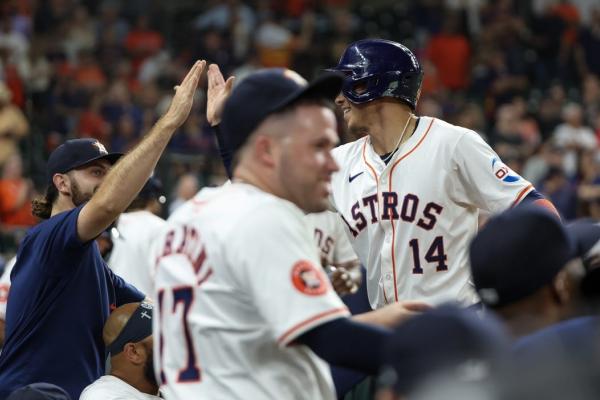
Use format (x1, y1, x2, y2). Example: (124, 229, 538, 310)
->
(0, 152, 36, 229)
(0, 81, 27, 168)
(124, 14, 164, 74)
(540, 165, 578, 220)
(168, 173, 199, 215)
(579, 7, 600, 77)
(553, 102, 597, 176)
(425, 11, 471, 91)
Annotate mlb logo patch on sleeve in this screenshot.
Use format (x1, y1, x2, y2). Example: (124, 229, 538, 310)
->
(492, 158, 520, 183)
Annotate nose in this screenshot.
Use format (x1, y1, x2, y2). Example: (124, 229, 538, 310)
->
(335, 92, 346, 107)
(327, 151, 340, 174)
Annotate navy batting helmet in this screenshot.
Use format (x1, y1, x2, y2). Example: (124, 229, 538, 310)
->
(328, 39, 423, 109)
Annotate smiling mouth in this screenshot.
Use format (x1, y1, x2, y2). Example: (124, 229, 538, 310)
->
(342, 107, 351, 115)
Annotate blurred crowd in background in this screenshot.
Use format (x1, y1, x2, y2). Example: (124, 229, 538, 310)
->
(1, 0, 600, 257)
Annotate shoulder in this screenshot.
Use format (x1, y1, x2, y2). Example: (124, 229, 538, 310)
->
(332, 137, 368, 163)
(80, 376, 129, 400)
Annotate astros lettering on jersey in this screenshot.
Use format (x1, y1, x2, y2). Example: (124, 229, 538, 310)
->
(151, 183, 349, 400)
(330, 116, 533, 309)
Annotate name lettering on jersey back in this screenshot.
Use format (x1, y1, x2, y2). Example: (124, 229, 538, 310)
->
(157, 225, 212, 285)
(343, 192, 443, 236)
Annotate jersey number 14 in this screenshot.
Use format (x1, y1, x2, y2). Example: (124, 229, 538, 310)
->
(408, 236, 448, 274)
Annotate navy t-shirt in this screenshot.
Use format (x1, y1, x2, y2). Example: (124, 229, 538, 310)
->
(0, 206, 145, 399)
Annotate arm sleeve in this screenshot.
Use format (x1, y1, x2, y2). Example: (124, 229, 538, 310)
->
(227, 204, 350, 346)
(41, 205, 91, 276)
(332, 212, 359, 265)
(296, 317, 391, 375)
(212, 125, 233, 179)
(105, 265, 146, 305)
(450, 130, 534, 212)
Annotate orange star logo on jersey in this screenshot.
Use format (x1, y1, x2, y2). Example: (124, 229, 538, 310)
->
(92, 140, 108, 155)
(291, 260, 328, 296)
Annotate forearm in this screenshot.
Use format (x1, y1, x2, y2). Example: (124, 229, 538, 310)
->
(77, 118, 180, 242)
(296, 317, 390, 375)
(91, 118, 175, 216)
(212, 125, 233, 179)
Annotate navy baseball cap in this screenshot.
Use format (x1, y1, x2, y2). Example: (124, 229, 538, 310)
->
(138, 176, 165, 203)
(220, 68, 344, 156)
(379, 304, 509, 395)
(469, 205, 578, 308)
(46, 138, 122, 184)
(6, 383, 71, 400)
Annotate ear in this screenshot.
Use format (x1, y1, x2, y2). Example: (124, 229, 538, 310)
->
(254, 135, 277, 168)
(550, 269, 571, 306)
(52, 173, 70, 196)
(122, 342, 145, 366)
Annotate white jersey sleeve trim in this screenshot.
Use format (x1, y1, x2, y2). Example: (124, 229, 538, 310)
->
(277, 307, 350, 346)
(511, 183, 534, 207)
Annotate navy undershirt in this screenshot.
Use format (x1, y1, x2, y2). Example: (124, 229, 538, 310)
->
(0, 205, 144, 399)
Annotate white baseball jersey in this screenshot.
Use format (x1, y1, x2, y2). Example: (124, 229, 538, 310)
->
(152, 183, 349, 400)
(306, 211, 358, 267)
(0, 256, 15, 321)
(80, 375, 162, 400)
(331, 116, 534, 309)
(108, 210, 166, 296)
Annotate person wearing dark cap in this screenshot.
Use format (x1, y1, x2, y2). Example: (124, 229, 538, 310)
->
(80, 302, 160, 400)
(376, 304, 509, 400)
(107, 177, 167, 295)
(0, 60, 206, 399)
(6, 383, 71, 400)
(469, 205, 585, 338)
(153, 68, 427, 400)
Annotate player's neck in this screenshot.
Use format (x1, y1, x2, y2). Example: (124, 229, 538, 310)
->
(111, 369, 159, 395)
(369, 110, 417, 156)
(50, 196, 76, 217)
(234, 167, 287, 202)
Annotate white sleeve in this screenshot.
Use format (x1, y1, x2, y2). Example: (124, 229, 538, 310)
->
(449, 130, 533, 213)
(332, 213, 359, 265)
(227, 205, 349, 346)
(0, 257, 16, 320)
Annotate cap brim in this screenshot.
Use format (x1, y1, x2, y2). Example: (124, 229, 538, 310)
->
(272, 72, 344, 113)
(566, 219, 600, 258)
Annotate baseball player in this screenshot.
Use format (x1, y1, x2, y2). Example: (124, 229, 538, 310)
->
(80, 302, 160, 400)
(153, 68, 427, 400)
(324, 39, 558, 308)
(108, 177, 167, 296)
(205, 65, 361, 296)
(0, 60, 206, 400)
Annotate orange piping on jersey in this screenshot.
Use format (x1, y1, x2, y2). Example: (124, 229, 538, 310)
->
(511, 184, 534, 208)
(387, 118, 435, 303)
(362, 138, 380, 186)
(277, 307, 349, 345)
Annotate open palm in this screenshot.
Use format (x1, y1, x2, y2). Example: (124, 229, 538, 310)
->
(207, 64, 235, 126)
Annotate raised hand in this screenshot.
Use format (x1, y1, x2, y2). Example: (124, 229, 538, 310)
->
(163, 60, 206, 129)
(207, 64, 235, 126)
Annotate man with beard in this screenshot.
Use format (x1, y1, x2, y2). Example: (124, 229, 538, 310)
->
(80, 302, 160, 400)
(0, 60, 206, 399)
